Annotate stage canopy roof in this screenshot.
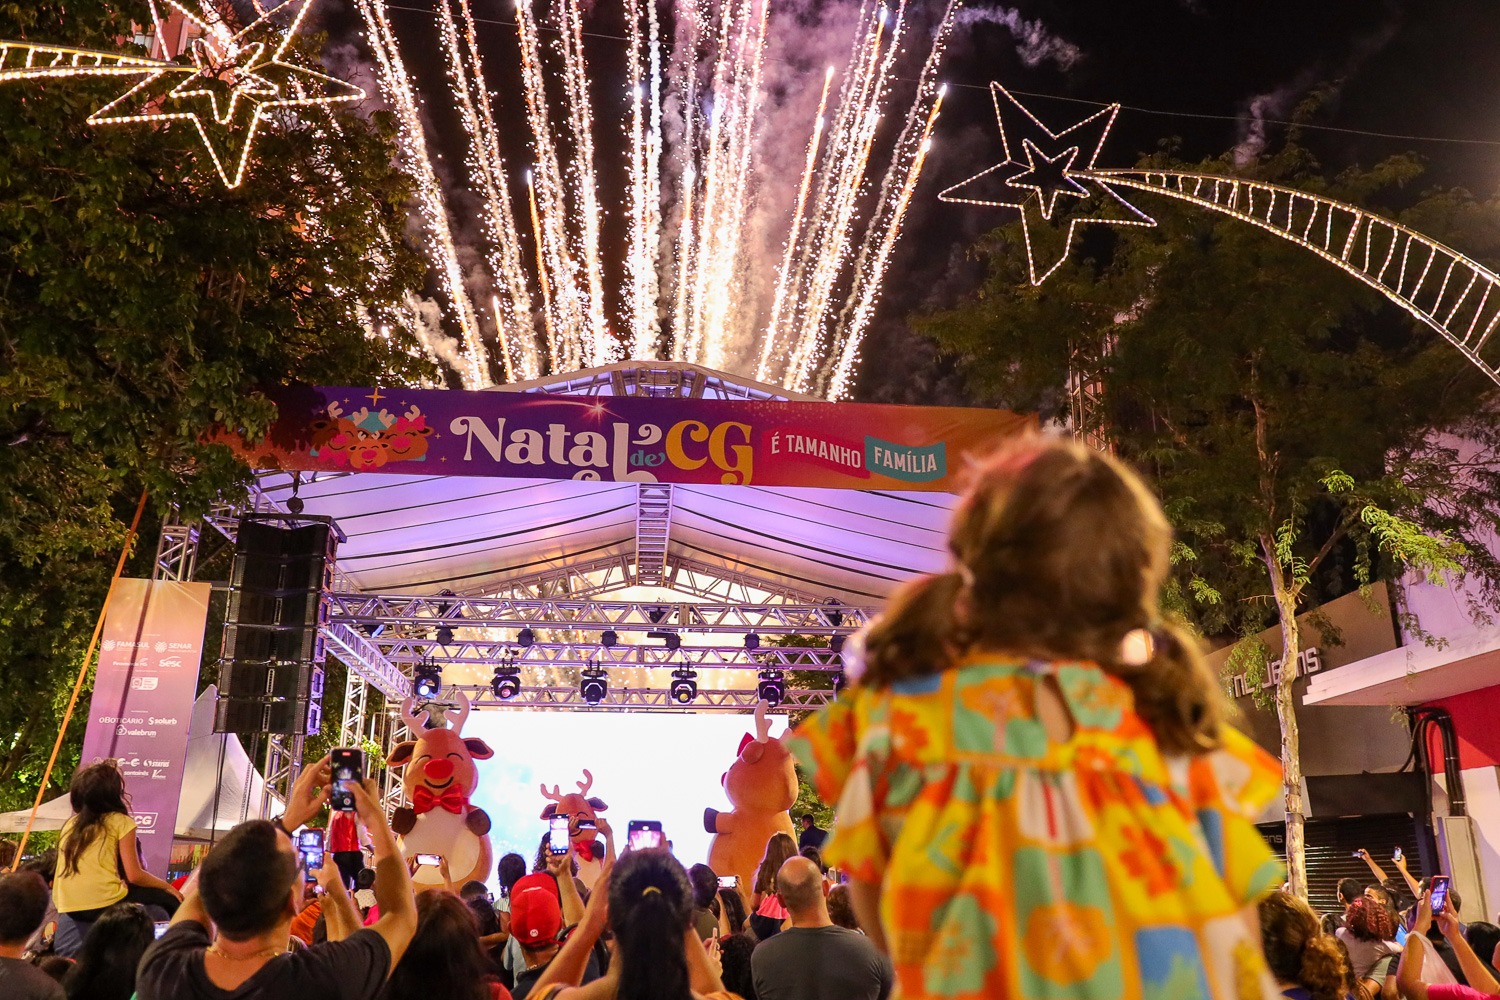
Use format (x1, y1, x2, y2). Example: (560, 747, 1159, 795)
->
(219, 362, 1030, 705)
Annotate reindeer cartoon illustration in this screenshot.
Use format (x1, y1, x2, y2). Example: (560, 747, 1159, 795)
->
(387, 692, 494, 889)
(704, 700, 797, 903)
(539, 770, 610, 889)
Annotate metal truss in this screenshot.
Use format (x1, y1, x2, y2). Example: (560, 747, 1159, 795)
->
(1092, 170, 1500, 386)
(152, 515, 200, 582)
(323, 622, 412, 700)
(463, 554, 638, 600)
(1067, 332, 1115, 453)
(447, 684, 839, 712)
(261, 734, 303, 819)
(326, 594, 872, 634)
(501, 360, 819, 402)
(373, 638, 846, 669)
(634, 484, 674, 587)
(339, 671, 369, 749)
(370, 707, 412, 815)
(661, 557, 833, 605)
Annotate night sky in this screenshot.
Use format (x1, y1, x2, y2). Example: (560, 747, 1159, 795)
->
(318, 0, 1500, 404)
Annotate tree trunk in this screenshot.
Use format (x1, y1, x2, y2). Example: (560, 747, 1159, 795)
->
(1262, 537, 1308, 899)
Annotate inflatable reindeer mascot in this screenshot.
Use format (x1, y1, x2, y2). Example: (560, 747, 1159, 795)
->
(388, 693, 495, 889)
(704, 700, 797, 903)
(540, 770, 609, 890)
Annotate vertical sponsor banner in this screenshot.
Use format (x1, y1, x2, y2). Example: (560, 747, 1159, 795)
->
(79, 579, 210, 875)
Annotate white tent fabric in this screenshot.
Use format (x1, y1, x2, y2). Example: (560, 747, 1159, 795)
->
(0, 685, 275, 839)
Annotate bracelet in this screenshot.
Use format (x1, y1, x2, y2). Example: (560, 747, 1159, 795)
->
(272, 817, 295, 840)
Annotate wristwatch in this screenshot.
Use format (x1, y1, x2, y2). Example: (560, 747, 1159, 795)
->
(273, 817, 295, 840)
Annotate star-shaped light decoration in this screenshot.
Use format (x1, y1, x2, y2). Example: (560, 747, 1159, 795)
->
(91, 0, 365, 187)
(0, 0, 364, 188)
(939, 83, 1155, 284)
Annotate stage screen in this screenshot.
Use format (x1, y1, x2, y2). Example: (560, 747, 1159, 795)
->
(461, 709, 789, 892)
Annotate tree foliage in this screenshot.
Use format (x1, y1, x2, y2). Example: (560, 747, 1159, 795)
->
(918, 137, 1500, 893)
(0, 0, 434, 811)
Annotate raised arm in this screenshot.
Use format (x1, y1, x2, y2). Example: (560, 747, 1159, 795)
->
(1391, 851, 1423, 903)
(315, 862, 360, 942)
(1437, 909, 1500, 994)
(594, 816, 617, 868)
(1356, 848, 1391, 885)
(532, 865, 611, 997)
(848, 876, 887, 953)
(352, 779, 418, 975)
(548, 846, 585, 926)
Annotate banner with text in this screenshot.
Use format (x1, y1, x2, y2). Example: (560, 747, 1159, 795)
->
(80, 580, 211, 874)
(211, 386, 1033, 492)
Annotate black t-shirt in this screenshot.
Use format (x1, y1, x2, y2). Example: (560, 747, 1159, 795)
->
(752, 925, 894, 1000)
(136, 920, 391, 1000)
(0, 956, 66, 1000)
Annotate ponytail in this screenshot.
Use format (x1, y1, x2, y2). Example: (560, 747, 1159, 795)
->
(858, 572, 963, 689)
(609, 851, 695, 1000)
(1260, 890, 1353, 1000)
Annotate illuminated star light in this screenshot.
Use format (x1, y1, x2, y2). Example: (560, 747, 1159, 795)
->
(89, 0, 365, 189)
(938, 82, 1155, 285)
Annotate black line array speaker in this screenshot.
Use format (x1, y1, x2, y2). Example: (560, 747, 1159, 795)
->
(214, 518, 337, 736)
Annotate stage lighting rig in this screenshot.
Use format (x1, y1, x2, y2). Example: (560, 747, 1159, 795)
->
(413, 654, 442, 701)
(580, 661, 608, 705)
(757, 669, 785, 708)
(517, 628, 535, 647)
(435, 625, 455, 646)
(600, 630, 618, 648)
(669, 667, 698, 705)
(744, 633, 760, 650)
(829, 635, 846, 655)
(824, 598, 844, 628)
(490, 654, 520, 700)
(647, 630, 682, 651)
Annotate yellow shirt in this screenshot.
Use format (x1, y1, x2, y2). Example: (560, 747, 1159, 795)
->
(53, 811, 136, 913)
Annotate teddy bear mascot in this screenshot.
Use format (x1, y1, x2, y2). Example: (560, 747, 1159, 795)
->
(704, 700, 797, 903)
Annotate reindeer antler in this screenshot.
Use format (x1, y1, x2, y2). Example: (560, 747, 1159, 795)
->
(540, 783, 565, 803)
(448, 690, 471, 733)
(400, 698, 424, 732)
(754, 699, 772, 743)
(576, 769, 594, 796)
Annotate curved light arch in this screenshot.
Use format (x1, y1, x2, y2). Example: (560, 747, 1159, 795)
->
(1083, 169, 1500, 386)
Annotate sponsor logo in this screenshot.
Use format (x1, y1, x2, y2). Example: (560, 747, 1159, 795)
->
(154, 641, 168, 653)
(157, 656, 184, 669)
(130, 677, 160, 691)
(135, 812, 158, 832)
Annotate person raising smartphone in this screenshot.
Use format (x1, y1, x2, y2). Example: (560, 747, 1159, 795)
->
(135, 755, 418, 1000)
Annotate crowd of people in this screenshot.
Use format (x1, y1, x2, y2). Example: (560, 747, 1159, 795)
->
(3, 437, 1498, 1000)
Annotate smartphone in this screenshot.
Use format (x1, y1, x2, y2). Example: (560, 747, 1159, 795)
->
(153, 921, 171, 939)
(330, 747, 363, 812)
(1429, 875, 1451, 913)
(577, 819, 597, 832)
(549, 815, 571, 855)
(626, 819, 663, 851)
(718, 875, 739, 889)
(297, 829, 325, 871)
(416, 853, 442, 867)
(1393, 847, 1404, 863)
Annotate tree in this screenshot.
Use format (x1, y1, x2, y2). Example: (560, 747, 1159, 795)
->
(0, 0, 434, 812)
(918, 140, 1500, 896)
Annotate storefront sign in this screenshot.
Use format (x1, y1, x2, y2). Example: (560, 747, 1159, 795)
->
(79, 580, 210, 874)
(210, 386, 1033, 493)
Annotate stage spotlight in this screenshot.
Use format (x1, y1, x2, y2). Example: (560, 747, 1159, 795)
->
(490, 662, 521, 700)
(435, 625, 454, 646)
(744, 632, 760, 650)
(647, 606, 668, 624)
(824, 598, 844, 628)
(669, 667, 698, 705)
(517, 628, 535, 648)
(580, 662, 608, 705)
(646, 630, 682, 651)
(413, 656, 442, 701)
(757, 669, 785, 708)
(600, 629, 618, 648)
(829, 635, 845, 655)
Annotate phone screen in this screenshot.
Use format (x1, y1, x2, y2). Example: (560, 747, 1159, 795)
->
(627, 820, 663, 851)
(1430, 875, 1451, 913)
(297, 830, 324, 871)
(416, 853, 442, 867)
(1393, 847, 1404, 863)
(154, 921, 171, 939)
(718, 875, 739, 889)
(331, 748, 363, 812)
(549, 816, 571, 855)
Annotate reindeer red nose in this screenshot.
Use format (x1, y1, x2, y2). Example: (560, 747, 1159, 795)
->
(423, 758, 455, 782)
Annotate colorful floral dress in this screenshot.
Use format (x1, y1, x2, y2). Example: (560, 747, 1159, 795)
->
(787, 657, 1285, 1000)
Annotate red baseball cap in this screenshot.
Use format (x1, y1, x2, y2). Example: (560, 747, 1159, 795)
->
(510, 873, 562, 950)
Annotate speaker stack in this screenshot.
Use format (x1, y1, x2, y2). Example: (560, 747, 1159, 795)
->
(213, 517, 338, 736)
